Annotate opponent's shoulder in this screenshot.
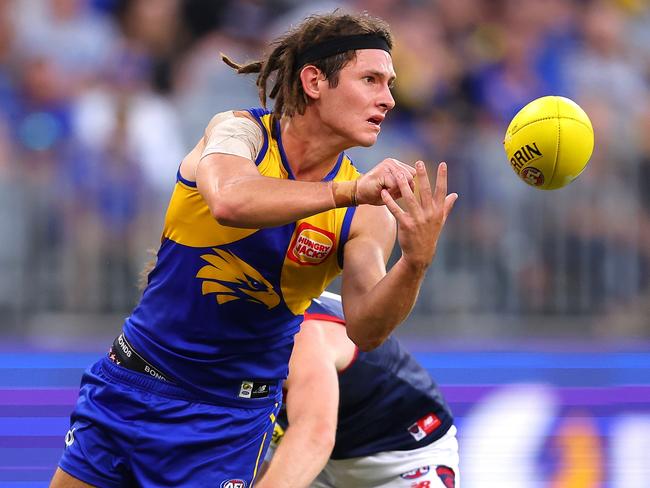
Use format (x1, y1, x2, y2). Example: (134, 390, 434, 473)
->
(306, 292, 344, 320)
(297, 318, 355, 372)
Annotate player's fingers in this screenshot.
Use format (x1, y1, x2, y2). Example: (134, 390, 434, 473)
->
(381, 170, 398, 191)
(397, 163, 416, 192)
(390, 167, 420, 214)
(381, 188, 404, 217)
(432, 162, 448, 207)
(443, 193, 458, 223)
(394, 160, 417, 178)
(415, 161, 433, 210)
(384, 159, 415, 187)
(385, 158, 415, 173)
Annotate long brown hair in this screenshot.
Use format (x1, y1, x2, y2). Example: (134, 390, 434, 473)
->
(222, 11, 393, 133)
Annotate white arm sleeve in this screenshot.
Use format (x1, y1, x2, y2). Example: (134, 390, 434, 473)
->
(200, 111, 264, 162)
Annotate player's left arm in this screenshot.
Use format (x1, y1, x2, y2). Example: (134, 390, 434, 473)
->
(256, 321, 340, 488)
(342, 162, 457, 351)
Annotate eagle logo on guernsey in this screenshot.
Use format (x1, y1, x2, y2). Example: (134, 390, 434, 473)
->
(287, 223, 335, 266)
(196, 248, 280, 309)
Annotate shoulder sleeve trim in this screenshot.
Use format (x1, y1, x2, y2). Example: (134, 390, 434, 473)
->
(176, 166, 196, 188)
(246, 109, 270, 166)
(337, 206, 357, 269)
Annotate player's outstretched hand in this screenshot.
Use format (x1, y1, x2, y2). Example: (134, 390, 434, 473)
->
(381, 161, 458, 270)
(356, 158, 416, 205)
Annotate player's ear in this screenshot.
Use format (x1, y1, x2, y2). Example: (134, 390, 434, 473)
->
(300, 65, 324, 101)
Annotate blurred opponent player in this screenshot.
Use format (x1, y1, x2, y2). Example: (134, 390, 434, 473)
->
(50, 11, 457, 488)
(258, 292, 459, 488)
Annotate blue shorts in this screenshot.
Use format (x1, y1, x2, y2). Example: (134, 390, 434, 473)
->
(58, 356, 279, 488)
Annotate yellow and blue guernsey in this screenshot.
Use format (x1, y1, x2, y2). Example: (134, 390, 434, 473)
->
(123, 108, 360, 407)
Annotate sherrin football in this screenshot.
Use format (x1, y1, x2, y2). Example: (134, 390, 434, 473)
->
(503, 96, 594, 190)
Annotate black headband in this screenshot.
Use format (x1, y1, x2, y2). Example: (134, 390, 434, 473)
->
(295, 34, 391, 68)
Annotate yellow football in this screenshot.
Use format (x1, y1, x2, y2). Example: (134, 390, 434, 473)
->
(503, 96, 594, 190)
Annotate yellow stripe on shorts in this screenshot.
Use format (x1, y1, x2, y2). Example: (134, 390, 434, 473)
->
(251, 431, 268, 482)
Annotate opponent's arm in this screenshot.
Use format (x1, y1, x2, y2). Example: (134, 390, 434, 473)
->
(193, 113, 415, 228)
(342, 162, 458, 350)
(256, 321, 340, 488)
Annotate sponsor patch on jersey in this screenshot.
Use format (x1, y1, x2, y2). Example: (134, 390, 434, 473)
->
(407, 412, 442, 441)
(287, 223, 335, 266)
(220, 480, 247, 488)
(400, 465, 430, 480)
(238, 381, 272, 399)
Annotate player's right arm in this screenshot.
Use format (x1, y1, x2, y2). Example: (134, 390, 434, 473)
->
(183, 112, 415, 229)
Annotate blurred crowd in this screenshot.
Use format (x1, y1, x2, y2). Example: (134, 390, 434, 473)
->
(1, 0, 649, 339)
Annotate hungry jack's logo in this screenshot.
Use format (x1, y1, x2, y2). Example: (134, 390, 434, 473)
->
(196, 248, 279, 309)
(287, 223, 335, 266)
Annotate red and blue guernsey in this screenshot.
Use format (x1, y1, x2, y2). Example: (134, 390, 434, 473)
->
(298, 292, 454, 458)
(124, 109, 360, 407)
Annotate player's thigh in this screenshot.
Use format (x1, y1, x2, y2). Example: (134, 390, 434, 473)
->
(326, 425, 460, 487)
(56, 361, 139, 487)
(50, 467, 96, 488)
(131, 397, 279, 486)
(330, 464, 457, 488)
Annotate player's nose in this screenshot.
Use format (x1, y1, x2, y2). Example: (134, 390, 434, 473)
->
(379, 84, 395, 112)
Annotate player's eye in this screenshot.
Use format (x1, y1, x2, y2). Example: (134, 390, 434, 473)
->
(363, 76, 375, 84)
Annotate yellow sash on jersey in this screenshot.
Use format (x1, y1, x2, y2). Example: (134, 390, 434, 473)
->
(161, 109, 360, 316)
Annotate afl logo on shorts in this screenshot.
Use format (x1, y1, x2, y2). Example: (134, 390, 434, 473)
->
(220, 480, 246, 488)
(287, 223, 335, 266)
